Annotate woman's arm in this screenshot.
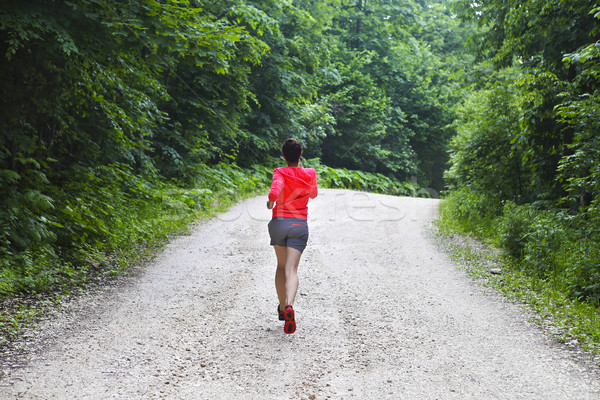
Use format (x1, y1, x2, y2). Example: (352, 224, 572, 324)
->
(268, 169, 284, 203)
(309, 169, 318, 199)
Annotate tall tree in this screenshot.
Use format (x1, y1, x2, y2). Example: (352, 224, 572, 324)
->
(451, 0, 600, 206)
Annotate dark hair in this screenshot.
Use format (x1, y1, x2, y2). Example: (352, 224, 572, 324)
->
(281, 138, 303, 163)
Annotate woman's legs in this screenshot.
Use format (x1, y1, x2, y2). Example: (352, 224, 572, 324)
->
(284, 247, 302, 305)
(274, 245, 302, 309)
(274, 245, 287, 310)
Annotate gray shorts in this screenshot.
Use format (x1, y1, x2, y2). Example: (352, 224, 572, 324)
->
(268, 217, 309, 253)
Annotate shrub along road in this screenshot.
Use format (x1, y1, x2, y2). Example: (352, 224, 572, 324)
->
(1, 189, 599, 399)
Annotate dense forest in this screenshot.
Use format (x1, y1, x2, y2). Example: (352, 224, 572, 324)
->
(443, 0, 600, 309)
(1, 0, 600, 340)
(1, 0, 471, 300)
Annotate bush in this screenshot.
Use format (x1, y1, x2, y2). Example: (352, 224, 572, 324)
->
(441, 190, 600, 305)
(0, 162, 271, 300)
(445, 86, 527, 202)
(499, 202, 535, 260)
(563, 238, 600, 304)
(306, 159, 419, 197)
(439, 188, 502, 238)
(521, 212, 567, 281)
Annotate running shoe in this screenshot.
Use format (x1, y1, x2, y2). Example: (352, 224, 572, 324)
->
(277, 305, 285, 321)
(283, 304, 296, 334)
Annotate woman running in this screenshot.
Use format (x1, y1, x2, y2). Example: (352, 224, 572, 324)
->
(267, 138, 318, 334)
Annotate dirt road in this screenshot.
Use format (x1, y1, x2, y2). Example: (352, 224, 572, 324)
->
(1, 189, 599, 399)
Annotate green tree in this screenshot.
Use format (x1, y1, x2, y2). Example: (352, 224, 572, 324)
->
(451, 0, 600, 205)
(452, 0, 598, 71)
(0, 0, 266, 290)
(445, 82, 527, 202)
(556, 6, 600, 210)
(320, 47, 392, 172)
(233, 0, 328, 165)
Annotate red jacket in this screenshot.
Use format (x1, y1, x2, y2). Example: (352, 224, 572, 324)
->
(268, 167, 318, 219)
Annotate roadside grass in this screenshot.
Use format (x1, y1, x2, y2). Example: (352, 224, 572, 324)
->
(435, 213, 600, 364)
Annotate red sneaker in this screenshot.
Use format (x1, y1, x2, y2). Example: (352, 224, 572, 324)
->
(283, 304, 296, 334)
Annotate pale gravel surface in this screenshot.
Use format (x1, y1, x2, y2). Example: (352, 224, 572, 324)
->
(1, 189, 599, 399)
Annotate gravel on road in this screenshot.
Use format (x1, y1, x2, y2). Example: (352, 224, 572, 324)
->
(1, 189, 599, 399)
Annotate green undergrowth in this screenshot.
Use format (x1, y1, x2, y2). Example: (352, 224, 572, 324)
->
(0, 163, 270, 347)
(436, 192, 600, 361)
(1, 161, 418, 348)
(301, 157, 429, 197)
